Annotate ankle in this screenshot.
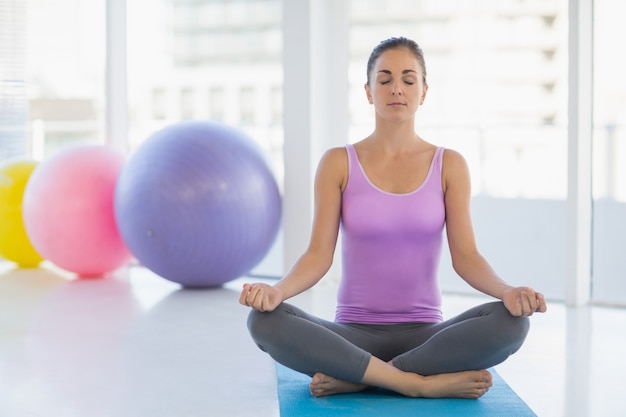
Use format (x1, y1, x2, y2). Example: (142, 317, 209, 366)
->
(396, 371, 427, 398)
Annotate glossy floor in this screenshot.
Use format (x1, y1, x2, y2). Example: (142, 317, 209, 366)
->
(0, 263, 624, 417)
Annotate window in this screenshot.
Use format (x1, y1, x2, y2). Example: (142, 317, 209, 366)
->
(349, 0, 568, 299)
(0, 0, 26, 160)
(592, 0, 626, 305)
(209, 86, 225, 121)
(128, 0, 282, 155)
(21, 0, 106, 157)
(152, 88, 166, 120)
(180, 87, 195, 120)
(239, 86, 255, 125)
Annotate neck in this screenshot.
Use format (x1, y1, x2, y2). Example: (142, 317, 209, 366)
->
(368, 118, 421, 153)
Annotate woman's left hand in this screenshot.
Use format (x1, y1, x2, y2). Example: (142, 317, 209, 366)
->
(502, 287, 548, 317)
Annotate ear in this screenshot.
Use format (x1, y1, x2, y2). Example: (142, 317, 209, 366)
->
(364, 83, 373, 104)
(420, 84, 429, 105)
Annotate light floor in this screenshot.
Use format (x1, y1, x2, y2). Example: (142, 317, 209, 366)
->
(0, 262, 624, 417)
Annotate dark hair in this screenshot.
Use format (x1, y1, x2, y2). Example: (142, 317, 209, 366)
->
(366, 37, 427, 86)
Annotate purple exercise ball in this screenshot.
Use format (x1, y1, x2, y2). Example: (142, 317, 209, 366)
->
(114, 121, 282, 287)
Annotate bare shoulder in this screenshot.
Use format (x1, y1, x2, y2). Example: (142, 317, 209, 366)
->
(442, 148, 470, 173)
(317, 146, 349, 190)
(322, 146, 348, 162)
(442, 147, 467, 166)
(442, 148, 471, 192)
(318, 147, 348, 172)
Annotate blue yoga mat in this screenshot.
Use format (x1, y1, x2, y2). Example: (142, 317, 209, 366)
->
(276, 363, 537, 416)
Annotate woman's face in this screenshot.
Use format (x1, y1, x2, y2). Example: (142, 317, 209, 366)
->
(364, 48, 428, 123)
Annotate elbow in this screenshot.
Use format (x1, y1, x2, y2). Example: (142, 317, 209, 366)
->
(318, 251, 335, 276)
(450, 251, 479, 282)
(450, 253, 468, 276)
(451, 259, 468, 280)
(303, 246, 335, 276)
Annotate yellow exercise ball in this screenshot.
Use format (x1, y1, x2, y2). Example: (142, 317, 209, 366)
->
(0, 159, 44, 267)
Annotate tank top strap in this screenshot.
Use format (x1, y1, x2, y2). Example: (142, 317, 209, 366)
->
(345, 143, 357, 172)
(344, 144, 366, 187)
(433, 146, 445, 176)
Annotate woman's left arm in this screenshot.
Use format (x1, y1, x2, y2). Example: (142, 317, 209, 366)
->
(442, 149, 547, 317)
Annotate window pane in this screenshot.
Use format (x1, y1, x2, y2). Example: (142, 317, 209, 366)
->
(349, 0, 568, 299)
(127, 0, 283, 277)
(592, 0, 626, 305)
(0, 0, 27, 160)
(28, 0, 105, 155)
(128, 0, 283, 154)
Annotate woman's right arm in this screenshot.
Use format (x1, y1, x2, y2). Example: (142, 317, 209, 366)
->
(239, 147, 347, 312)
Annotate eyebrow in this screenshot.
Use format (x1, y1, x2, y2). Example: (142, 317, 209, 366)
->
(377, 69, 418, 75)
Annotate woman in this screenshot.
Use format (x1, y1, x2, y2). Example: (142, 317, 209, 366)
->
(239, 37, 547, 399)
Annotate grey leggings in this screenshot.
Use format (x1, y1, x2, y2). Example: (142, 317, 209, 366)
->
(247, 301, 529, 383)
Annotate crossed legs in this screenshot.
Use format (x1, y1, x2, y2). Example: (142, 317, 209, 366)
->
(247, 301, 529, 398)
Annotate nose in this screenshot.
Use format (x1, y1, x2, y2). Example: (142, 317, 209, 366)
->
(390, 82, 402, 95)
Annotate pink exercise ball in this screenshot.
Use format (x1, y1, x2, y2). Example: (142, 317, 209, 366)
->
(23, 145, 132, 276)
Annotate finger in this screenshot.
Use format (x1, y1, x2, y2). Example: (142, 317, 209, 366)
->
(245, 284, 260, 307)
(536, 292, 548, 312)
(246, 285, 260, 307)
(239, 284, 252, 305)
(511, 293, 523, 317)
(251, 288, 269, 310)
(525, 290, 537, 316)
(520, 291, 533, 316)
(251, 292, 265, 311)
(528, 288, 540, 311)
(261, 294, 272, 312)
(522, 288, 538, 312)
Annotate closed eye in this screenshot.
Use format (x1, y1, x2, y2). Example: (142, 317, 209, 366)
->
(379, 80, 415, 86)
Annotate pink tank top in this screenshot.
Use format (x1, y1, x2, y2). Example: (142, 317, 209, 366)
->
(336, 144, 445, 324)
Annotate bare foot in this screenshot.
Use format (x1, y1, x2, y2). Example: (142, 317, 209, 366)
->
(309, 372, 368, 397)
(360, 356, 493, 399)
(414, 370, 493, 399)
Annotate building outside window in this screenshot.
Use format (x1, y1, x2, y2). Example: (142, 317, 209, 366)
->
(2, 0, 625, 304)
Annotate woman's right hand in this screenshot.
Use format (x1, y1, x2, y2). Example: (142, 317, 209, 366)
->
(239, 283, 284, 312)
